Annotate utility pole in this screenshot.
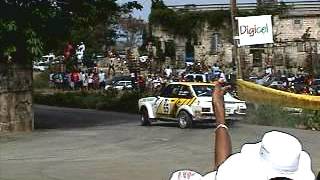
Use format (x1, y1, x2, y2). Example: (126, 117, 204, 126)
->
(230, 0, 242, 78)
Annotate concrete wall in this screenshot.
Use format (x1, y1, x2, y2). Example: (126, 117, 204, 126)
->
(0, 64, 33, 132)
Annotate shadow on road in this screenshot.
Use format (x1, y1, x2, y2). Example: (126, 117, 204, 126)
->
(34, 105, 137, 130)
(150, 121, 240, 129)
(34, 105, 240, 130)
(151, 122, 215, 129)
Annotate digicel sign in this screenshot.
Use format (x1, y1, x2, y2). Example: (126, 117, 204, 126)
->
(240, 24, 269, 37)
(237, 15, 273, 46)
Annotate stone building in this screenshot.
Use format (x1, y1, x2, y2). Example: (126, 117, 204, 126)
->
(151, 1, 320, 76)
(269, 1, 320, 75)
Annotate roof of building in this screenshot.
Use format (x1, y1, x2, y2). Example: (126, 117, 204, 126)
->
(167, 1, 320, 17)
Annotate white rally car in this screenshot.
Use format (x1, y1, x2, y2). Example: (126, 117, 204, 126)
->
(138, 82, 247, 128)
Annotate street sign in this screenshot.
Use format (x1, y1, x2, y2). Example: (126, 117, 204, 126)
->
(236, 15, 273, 46)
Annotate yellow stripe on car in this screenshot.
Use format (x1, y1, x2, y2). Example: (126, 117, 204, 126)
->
(188, 97, 196, 106)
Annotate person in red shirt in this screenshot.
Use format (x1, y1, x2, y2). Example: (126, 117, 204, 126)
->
(64, 41, 74, 61)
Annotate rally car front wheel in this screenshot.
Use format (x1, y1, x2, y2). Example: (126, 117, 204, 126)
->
(140, 108, 151, 126)
(178, 110, 193, 129)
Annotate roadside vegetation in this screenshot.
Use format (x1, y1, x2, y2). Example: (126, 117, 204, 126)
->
(245, 104, 320, 130)
(33, 71, 50, 89)
(33, 90, 147, 114)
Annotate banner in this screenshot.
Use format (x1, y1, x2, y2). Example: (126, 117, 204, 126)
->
(236, 79, 320, 110)
(237, 15, 274, 46)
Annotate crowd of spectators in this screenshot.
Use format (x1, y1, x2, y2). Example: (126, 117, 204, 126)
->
(49, 70, 107, 91)
(47, 61, 235, 94)
(249, 67, 320, 95)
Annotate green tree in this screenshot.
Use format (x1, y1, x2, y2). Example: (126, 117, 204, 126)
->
(0, 0, 142, 132)
(0, 0, 142, 64)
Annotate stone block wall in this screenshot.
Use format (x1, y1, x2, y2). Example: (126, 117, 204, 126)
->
(0, 64, 33, 132)
(274, 15, 320, 41)
(151, 14, 320, 74)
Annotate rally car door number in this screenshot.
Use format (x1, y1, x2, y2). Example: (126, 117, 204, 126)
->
(163, 99, 170, 114)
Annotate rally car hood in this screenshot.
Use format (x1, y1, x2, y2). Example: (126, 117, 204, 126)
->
(196, 93, 244, 103)
(139, 97, 158, 103)
(224, 93, 245, 103)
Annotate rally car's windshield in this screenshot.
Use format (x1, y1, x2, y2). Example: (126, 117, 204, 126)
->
(192, 85, 214, 97)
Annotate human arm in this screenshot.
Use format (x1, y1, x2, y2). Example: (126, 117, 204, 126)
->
(213, 82, 232, 169)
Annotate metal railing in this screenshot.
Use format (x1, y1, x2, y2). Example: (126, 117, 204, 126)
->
(167, 1, 320, 12)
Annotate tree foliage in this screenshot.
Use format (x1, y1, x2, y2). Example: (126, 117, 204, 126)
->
(0, 0, 142, 64)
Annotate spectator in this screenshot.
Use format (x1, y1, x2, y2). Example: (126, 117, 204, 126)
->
(62, 72, 69, 90)
(72, 71, 80, 90)
(109, 59, 115, 76)
(212, 63, 220, 78)
(88, 72, 94, 90)
(76, 42, 85, 63)
(218, 70, 227, 84)
(266, 66, 273, 75)
(137, 75, 145, 92)
(164, 66, 172, 78)
(82, 71, 88, 91)
(49, 73, 54, 88)
(146, 75, 153, 92)
(63, 41, 74, 62)
(227, 67, 237, 84)
(98, 70, 106, 89)
(68, 72, 74, 90)
(93, 72, 99, 89)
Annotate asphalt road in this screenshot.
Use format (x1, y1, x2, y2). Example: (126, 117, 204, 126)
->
(0, 105, 319, 180)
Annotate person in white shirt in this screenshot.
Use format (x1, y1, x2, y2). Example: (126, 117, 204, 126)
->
(82, 72, 88, 90)
(76, 42, 85, 62)
(98, 71, 106, 89)
(164, 66, 172, 78)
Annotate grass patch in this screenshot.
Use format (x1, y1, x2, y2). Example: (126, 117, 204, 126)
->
(245, 104, 320, 130)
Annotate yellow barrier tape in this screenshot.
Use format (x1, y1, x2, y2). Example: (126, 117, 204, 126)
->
(236, 79, 320, 110)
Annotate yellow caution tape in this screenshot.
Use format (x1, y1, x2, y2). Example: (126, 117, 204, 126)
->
(236, 79, 320, 110)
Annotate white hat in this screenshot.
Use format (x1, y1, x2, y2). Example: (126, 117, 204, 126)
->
(216, 131, 315, 180)
(169, 170, 217, 180)
(169, 170, 203, 180)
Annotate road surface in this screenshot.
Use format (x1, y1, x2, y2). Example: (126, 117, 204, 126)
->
(0, 105, 319, 180)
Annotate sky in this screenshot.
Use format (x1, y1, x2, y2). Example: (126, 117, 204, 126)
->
(118, 0, 257, 20)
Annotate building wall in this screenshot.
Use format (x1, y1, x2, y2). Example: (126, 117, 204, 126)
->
(195, 23, 234, 67)
(274, 15, 320, 41)
(151, 13, 320, 74)
(152, 23, 235, 68)
(0, 64, 33, 132)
